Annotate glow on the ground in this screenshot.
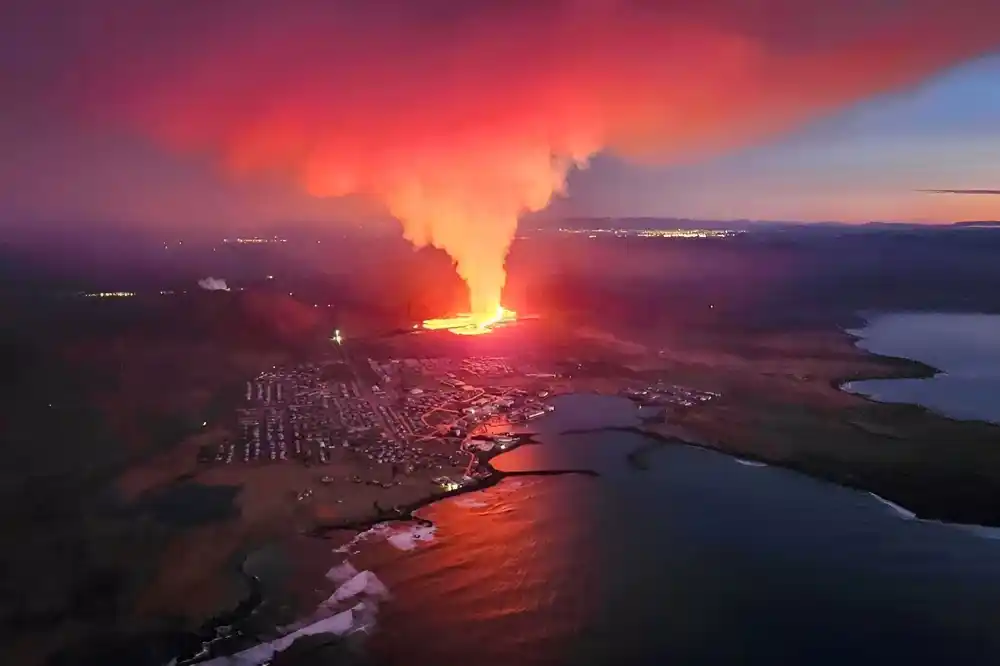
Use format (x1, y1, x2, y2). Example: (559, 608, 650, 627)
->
(422, 305, 517, 336)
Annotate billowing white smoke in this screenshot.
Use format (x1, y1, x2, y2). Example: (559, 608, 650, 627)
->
(198, 277, 230, 291)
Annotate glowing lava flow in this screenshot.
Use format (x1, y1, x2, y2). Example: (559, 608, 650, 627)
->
(422, 305, 517, 336)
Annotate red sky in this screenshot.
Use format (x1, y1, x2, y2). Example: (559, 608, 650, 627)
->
(2, 0, 999, 233)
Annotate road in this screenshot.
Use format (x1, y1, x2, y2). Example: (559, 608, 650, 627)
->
(332, 338, 398, 439)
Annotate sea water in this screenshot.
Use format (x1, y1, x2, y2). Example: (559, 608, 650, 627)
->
(844, 312, 1000, 424)
(343, 394, 1000, 666)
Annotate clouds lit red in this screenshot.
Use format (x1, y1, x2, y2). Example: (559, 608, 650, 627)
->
(7, 0, 1000, 312)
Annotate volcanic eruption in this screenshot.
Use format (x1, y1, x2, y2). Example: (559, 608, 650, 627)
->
(422, 305, 519, 336)
(44, 0, 1000, 333)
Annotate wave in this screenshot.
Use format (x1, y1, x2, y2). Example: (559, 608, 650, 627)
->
(954, 523, 1000, 540)
(451, 497, 490, 509)
(333, 523, 392, 554)
(734, 458, 768, 468)
(197, 560, 390, 666)
(198, 603, 365, 665)
(332, 519, 439, 557)
(866, 491, 1000, 540)
(324, 570, 391, 605)
(868, 492, 917, 520)
(387, 524, 436, 551)
(325, 560, 359, 584)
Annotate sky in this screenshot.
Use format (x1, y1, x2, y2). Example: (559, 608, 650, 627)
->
(554, 55, 1000, 223)
(2, 0, 1000, 235)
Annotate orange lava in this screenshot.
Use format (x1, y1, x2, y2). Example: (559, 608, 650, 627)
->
(422, 305, 517, 336)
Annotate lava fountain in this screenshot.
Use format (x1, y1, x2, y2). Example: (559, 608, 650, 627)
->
(58, 1, 1000, 346)
(423, 305, 517, 336)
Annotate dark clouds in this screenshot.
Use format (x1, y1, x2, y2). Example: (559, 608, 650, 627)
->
(920, 190, 1000, 196)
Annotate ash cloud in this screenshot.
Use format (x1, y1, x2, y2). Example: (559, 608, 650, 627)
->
(198, 277, 230, 292)
(6, 0, 1000, 314)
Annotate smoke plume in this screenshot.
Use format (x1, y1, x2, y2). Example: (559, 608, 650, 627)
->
(23, 0, 1000, 316)
(198, 277, 230, 292)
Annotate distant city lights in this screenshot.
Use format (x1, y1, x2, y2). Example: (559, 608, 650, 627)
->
(557, 228, 742, 239)
(83, 291, 135, 298)
(223, 236, 287, 244)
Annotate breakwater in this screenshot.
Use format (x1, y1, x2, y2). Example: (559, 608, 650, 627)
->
(307, 436, 599, 537)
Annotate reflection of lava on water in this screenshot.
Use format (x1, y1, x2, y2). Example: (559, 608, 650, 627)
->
(422, 305, 517, 336)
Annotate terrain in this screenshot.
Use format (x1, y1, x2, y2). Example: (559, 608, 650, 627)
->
(0, 290, 329, 665)
(2, 223, 1000, 665)
(601, 327, 1000, 526)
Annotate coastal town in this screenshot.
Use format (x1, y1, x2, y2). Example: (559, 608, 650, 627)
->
(189, 329, 725, 532)
(199, 347, 563, 493)
(171, 329, 732, 664)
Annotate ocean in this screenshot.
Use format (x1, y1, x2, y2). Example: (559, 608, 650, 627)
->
(844, 312, 1000, 424)
(295, 393, 1000, 666)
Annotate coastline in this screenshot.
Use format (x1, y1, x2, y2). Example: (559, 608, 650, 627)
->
(181, 434, 601, 664)
(306, 436, 598, 537)
(834, 315, 1000, 428)
(566, 421, 1000, 530)
(182, 349, 1000, 665)
(563, 316, 1000, 529)
(172, 556, 264, 665)
(584, 412, 1000, 529)
(832, 312, 941, 389)
(171, 316, 1000, 664)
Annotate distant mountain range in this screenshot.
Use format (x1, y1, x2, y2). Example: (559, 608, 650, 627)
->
(951, 220, 1000, 228)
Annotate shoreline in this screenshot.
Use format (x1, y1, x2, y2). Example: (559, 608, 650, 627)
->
(569, 422, 1000, 530)
(182, 346, 1000, 663)
(830, 318, 941, 391)
(306, 436, 598, 537)
(833, 319, 1000, 429)
(179, 317, 1000, 663)
(173, 558, 264, 665)
(311, 316, 995, 532)
(177, 437, 599, 662)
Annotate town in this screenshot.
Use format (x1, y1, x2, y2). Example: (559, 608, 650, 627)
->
(620, 383, 720, 408)
(196, 325, 728, 501)
(199, 349, 560, 491)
